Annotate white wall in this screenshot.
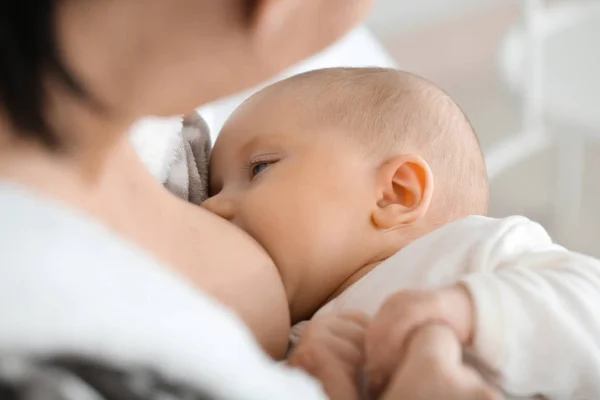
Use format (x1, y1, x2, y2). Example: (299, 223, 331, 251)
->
(367, 0, 505, 36)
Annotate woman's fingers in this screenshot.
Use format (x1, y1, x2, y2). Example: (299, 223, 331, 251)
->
(405, 322, 462, 366)
(381, 324, 503, 400)
(365, 289, 460, 389)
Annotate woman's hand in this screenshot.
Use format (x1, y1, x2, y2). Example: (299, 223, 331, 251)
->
(378, 324, 502, 400)
(288, 312, 369, 400)
(365, 285, 476, 387)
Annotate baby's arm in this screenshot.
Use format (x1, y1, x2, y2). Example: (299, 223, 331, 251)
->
(461, 249, 600, 398)
(366, 250, 600, 399)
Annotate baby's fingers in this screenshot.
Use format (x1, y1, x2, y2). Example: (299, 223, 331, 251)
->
(291, 345, 362, 400)
(321, 312, 369, 370)
(381, 324, 503, 400)
(328, 312, 370, 345)
(291, 312, 369, 377)
(365, 291, 443, 388)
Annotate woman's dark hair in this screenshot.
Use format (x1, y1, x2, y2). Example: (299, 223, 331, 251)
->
(0, 0, 90, 148)
(244, 0, 259, 21)
(0, 0, 260, 149)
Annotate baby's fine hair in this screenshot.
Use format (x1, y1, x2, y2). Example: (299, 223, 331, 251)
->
(259, 67, 489, 224)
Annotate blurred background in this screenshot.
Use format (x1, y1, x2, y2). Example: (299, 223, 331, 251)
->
(366, 0, 600, 256)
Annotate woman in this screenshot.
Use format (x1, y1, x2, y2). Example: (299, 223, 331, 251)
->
(0, 1, 498, 398)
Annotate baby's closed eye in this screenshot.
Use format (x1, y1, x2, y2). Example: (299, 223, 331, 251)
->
(251, 162, 273, 178)
(246, 155, 279, 180)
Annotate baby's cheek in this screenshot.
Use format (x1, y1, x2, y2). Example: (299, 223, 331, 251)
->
(242, 186, 342, 271)
(241, 197, 295, 253)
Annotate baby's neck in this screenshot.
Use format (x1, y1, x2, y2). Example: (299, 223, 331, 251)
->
(325, 259, 384, 304)
(321, 230, 428, 309)
(291, 231, 425, 323)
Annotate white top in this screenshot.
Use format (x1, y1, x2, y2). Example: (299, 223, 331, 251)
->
(0, 183, 325, 400)
(309, 216, 600, 400)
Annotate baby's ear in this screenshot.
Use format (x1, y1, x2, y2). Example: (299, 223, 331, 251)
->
(372, 154, 434, 230)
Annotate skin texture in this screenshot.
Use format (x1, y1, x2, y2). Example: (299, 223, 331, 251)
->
(288, 312, 370, 400)
(206, 70, 499, 397)
(206, 69, 489, 325)
(365, 285, 476, 392)
(205, 77, 438, 323)
(207, 118, 385, 322)
(225, 68, 490, 224)
(0, 0, 499, 395)
(287, 313, 497, 400)
(379, 324, 502, 400)
(0, 0, 373, 359)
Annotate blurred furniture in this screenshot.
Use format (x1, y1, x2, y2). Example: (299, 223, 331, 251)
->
(495, 0, 600, 236)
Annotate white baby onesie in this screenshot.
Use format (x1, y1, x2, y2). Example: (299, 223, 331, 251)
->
(293, 215, 600, 400)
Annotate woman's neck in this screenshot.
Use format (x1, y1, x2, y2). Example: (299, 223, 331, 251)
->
(0, 126, 207, 287)
(0, 113, 174, 241)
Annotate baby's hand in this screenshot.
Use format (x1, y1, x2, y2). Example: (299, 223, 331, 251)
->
(380, 324, 502, 400)
(288, 312, 369, 400)
(365, 284, 476, 391)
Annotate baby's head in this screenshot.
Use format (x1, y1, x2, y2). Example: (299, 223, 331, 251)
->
(205, 68, 488, 321)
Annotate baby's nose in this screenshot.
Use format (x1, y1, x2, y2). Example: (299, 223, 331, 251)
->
(202, 194, 235, 221)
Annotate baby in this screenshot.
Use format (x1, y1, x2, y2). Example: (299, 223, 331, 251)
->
(203, 68, 600, 399)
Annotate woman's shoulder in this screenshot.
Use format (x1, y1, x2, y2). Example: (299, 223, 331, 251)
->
(0, 183, 215, 399)
(0, 182, 172, 282)
(0, 182, 127, 254)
